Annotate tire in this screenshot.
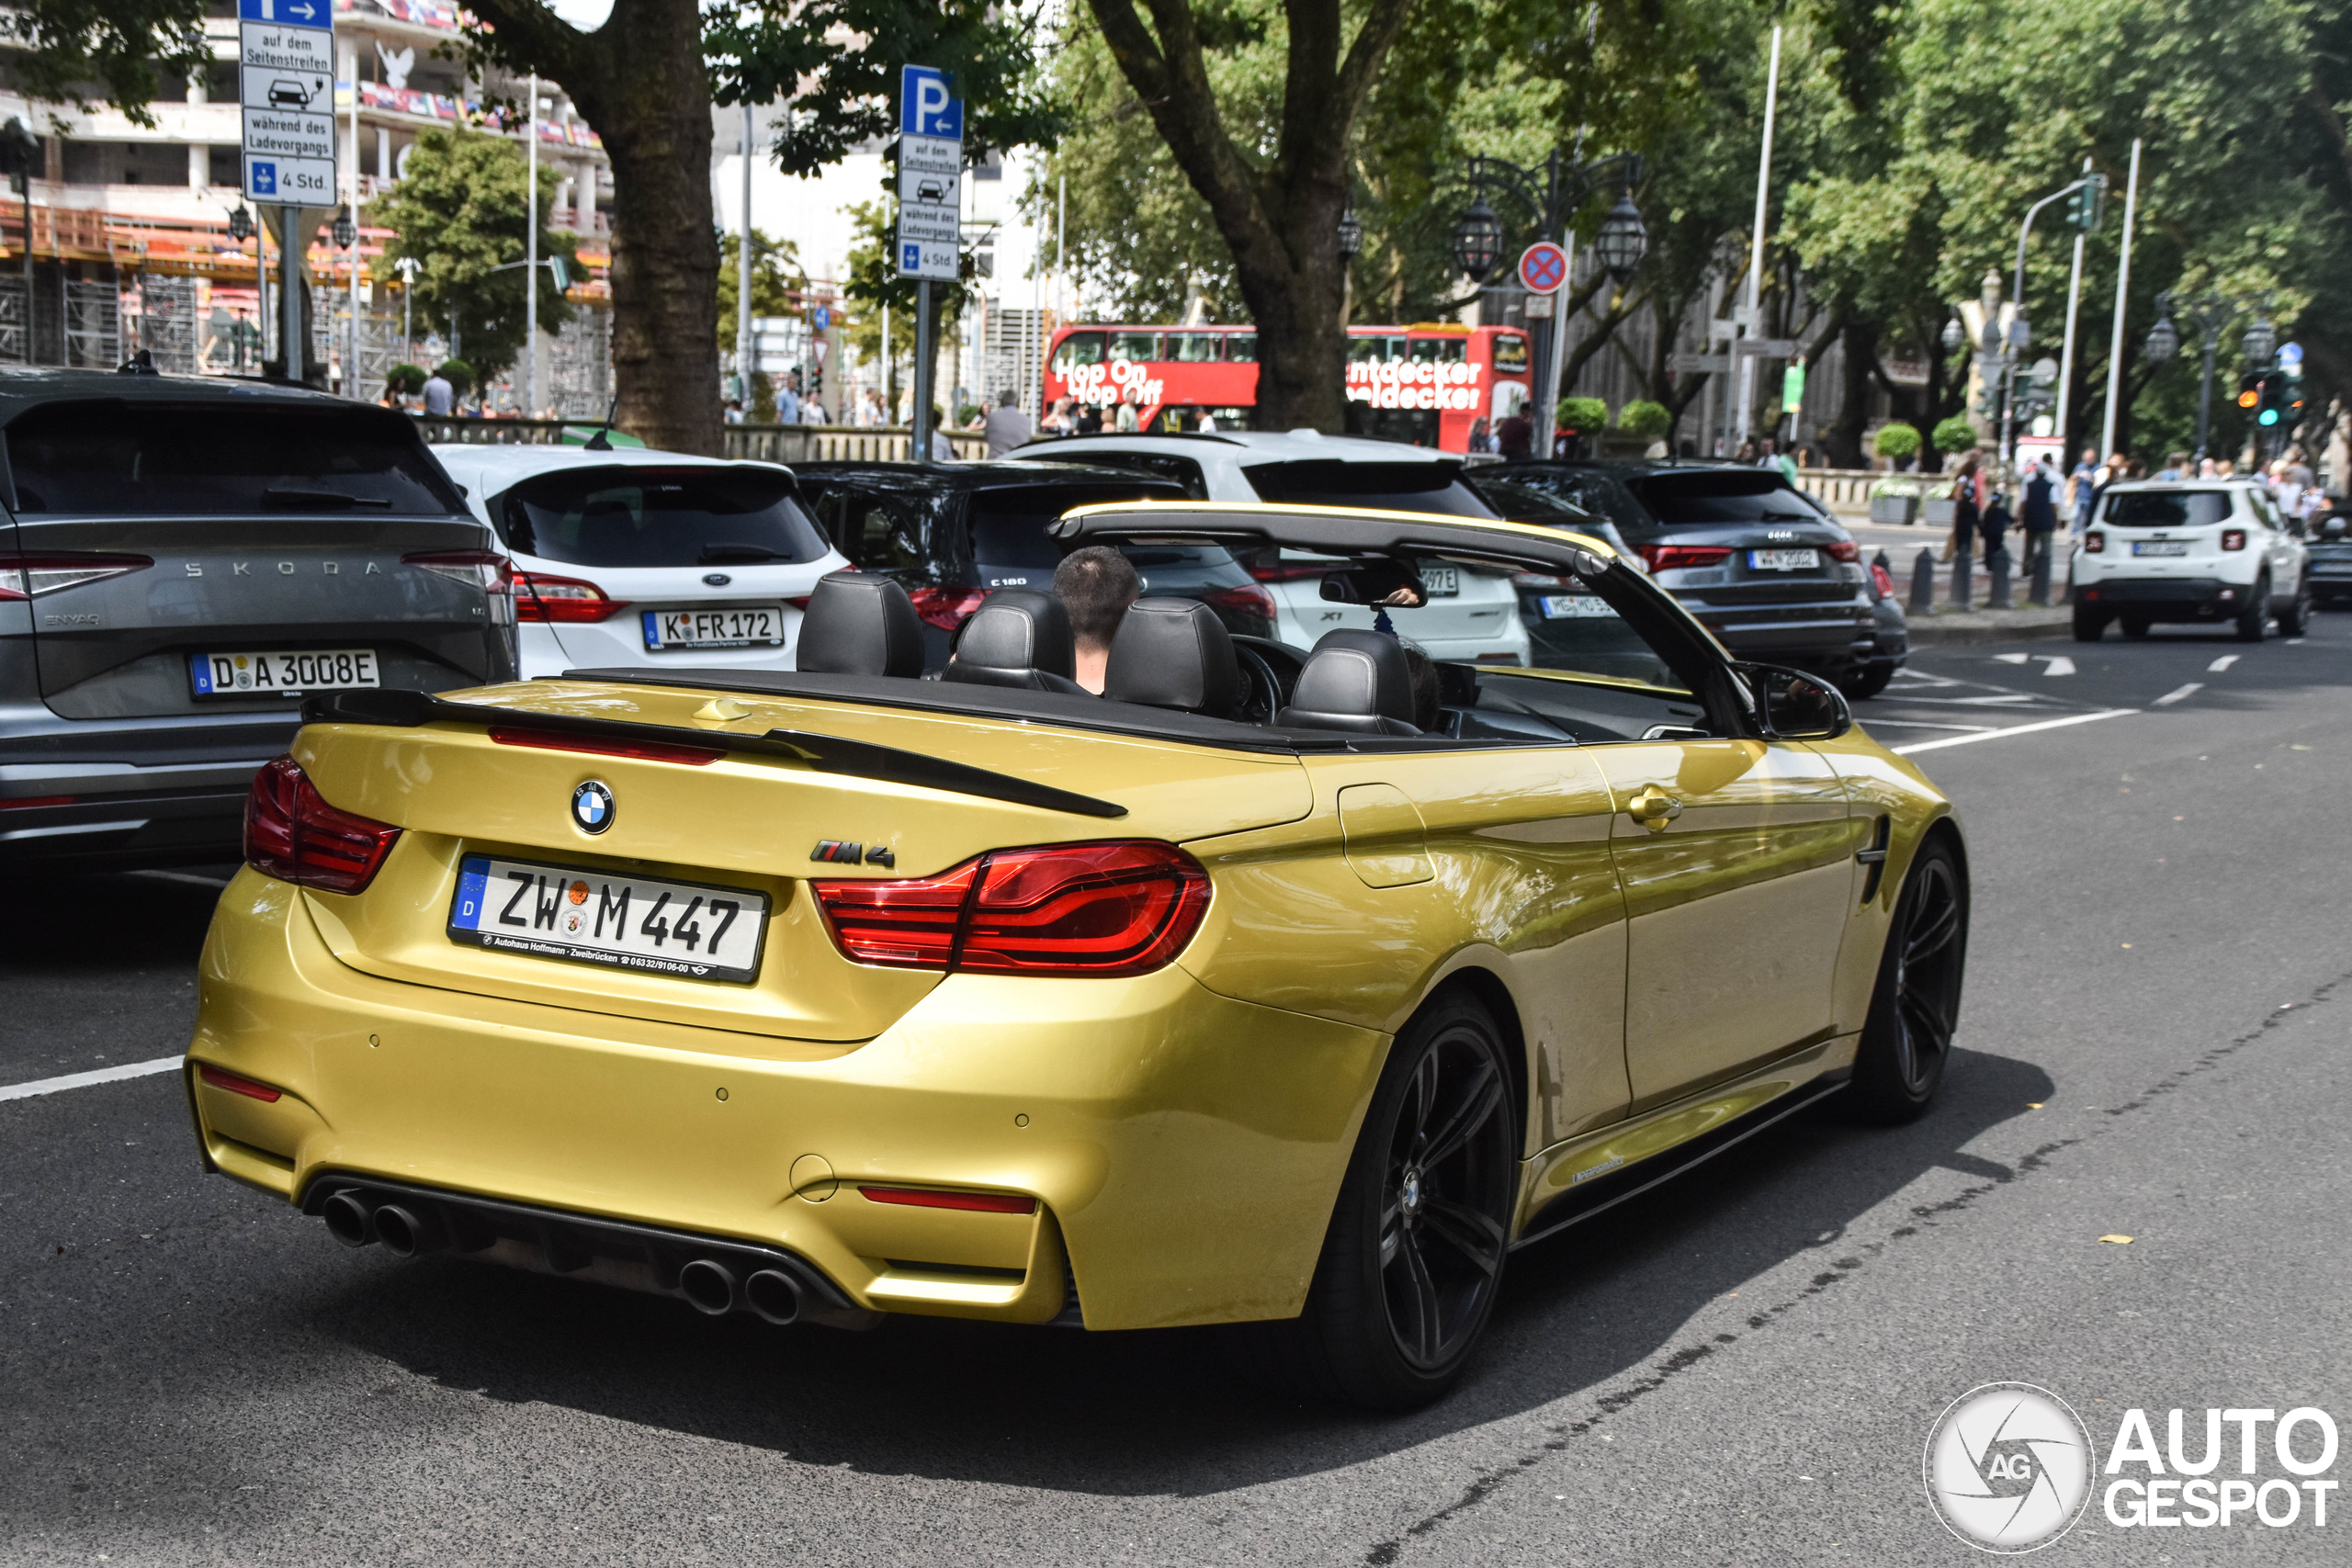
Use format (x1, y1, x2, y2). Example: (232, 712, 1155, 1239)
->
(2072, 604, 2108, 642)
(1848, 838, 1967, 1125)
(2235, 573, 2271, 642)
(2119, 614, 2151, 638)
(2276, 572, 2312, 637)
(1838, 663, 1894, 701)
(1278, 992, 1518, 1409)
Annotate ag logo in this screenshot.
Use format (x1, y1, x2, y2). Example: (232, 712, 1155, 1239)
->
(571, 780, 616, 835)
(1925, 1382, 2097, 1552)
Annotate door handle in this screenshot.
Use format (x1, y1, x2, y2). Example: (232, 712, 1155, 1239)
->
(1625, 785, 1682, 829)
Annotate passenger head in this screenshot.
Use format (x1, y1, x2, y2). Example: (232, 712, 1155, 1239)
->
(1398, 639, 1442, 733)
(1052, 546, 1142, 694)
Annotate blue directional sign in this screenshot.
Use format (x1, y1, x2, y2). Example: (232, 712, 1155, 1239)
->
(811, 304, 831, 332)
(899, 65, 963, 140)
(240, 0, 330, 28)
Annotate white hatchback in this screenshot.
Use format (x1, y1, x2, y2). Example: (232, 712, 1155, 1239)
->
(2074, 479, 2311, 641)
(1002, 429, 1532, 663)
(433, 444, 849, 679)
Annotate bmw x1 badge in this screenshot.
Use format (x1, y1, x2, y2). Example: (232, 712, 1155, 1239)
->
(571, 780, 616, 834)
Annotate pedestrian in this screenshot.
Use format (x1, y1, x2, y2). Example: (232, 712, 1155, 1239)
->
(983, 388, 1032, 457)
(2066, 446, 2098, 535)
(774, 370, 802, 426)
(1468, 416, 1492, 454)
(723, 397, 745, 426)
(1945, 451, 1982, 574)
(927, 406, 955, 461)
(1114, 399, 1137, 433)
(1495, 405, 1533, 459)
(1979, 485, 2013, 577)
(1076, 402, 1103, 435)
(2214, 457, 2235, 478)
(421, 367, 454, 416)
(1052, 545, 1141, 694)
(2020, 457, 2058, 575)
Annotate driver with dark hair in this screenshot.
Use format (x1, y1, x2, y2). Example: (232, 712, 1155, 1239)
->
(1051, 545, 1142, 694)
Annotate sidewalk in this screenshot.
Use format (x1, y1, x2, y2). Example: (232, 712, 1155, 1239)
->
(1904, 602, 2075, 648)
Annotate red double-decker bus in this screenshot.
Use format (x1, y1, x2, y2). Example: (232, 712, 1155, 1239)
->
(1042, 321, 1535, 454)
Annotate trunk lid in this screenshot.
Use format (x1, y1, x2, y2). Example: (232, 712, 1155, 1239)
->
(291, 680, 1312, 1046)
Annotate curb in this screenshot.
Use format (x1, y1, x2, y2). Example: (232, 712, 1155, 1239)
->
(1905, 612, 2075, 649)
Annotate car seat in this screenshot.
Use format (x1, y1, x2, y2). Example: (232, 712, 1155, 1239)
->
(793, 570, 924, 677)
(1275, 628, 1422, 735)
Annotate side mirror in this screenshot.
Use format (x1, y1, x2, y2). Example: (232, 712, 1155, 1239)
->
(1742, 663, 1851, 740)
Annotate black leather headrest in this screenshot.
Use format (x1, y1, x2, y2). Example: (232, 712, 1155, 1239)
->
(794, 570, 924, 677)
(1276, 628, 1421, 735)
(944, 589, 1088, 694)
(1102, 598, 1242, 716)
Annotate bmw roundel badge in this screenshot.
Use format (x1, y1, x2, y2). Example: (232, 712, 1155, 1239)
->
(571, 780, 616, 834)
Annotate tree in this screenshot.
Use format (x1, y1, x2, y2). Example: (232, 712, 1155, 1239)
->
(367, 129, 576, 387)
(1079, 0, 1423, 433)
(841, 199, 974, 423)
(4, 0, 205, 127)
(717, 229, 808, 348)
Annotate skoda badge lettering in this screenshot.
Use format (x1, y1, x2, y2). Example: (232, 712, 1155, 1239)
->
(571, 781, 616, 834)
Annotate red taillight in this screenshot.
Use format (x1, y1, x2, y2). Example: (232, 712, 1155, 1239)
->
(1201, 581, 1278, 621)
(0, 795, 74, 809)
(489, 726, 721, 766)
(812, 840, 1211, 977)
(403, 549, 513, 594)
(243, 756, 401, 894)
(1871, 561, 1895, 596)
(1639, 545, 1735, 572)
(1248, 555, 1341, 583)
(2222, 528, 2247, 551)
(906, 586, 987, 631)
(2085, 532, 2106, 553)
(857, 1186, 1037, 1214)
(1826, 538, 1860, 563)
(0, 551, 153, 600)
(198, 1064, 282, 1103)
(514, 570, 628, 622)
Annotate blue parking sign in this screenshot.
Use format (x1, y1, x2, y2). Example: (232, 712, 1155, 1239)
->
(899, 65, 963, 140)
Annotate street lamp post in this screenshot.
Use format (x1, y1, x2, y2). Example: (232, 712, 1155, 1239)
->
(1447, 151, 1646, 448)
(2147, 291, 2245, 462)
(2001, 171, 2100, 469)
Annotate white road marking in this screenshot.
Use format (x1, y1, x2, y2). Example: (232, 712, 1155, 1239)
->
(2040, 656, 2077, 676)
(2154, 683, 2204, 706)
(1856, 718, 2000, 731)
(1993, 652, 2031, 665)
(128, 869, 231, 890)
(1893, 708, 2137, 756)
(2207, 654, 2240, 672)
(1894, 694, 2039, 705)
(2287, 637, 2307, 646)
(0, 1056, 180, 1102)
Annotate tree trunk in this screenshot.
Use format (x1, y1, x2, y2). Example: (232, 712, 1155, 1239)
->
(1824, 317, 1872, 468)
(461, 0, 720, 455)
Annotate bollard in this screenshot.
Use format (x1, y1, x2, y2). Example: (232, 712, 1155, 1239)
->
(1909, 548, 1936, 614)
(2029, 536, 2053, 605)
(1986, 546, 2012, 610)
(1949, 543, 1973, 609)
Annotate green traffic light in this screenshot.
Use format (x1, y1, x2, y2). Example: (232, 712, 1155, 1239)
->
(2259, 410, 2280, 426)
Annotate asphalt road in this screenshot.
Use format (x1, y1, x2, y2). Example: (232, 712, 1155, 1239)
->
(6, 615, 2348, 1565)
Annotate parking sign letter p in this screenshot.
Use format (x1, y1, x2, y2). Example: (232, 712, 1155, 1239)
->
(917, 77, 949, 132)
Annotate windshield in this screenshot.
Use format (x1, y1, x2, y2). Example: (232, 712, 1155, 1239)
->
(1480, 468, 1654, 536)
(1473, 477, 1602, 527)
(6, 400, 466, 516)
(967, 481, 1188, 567)
(498, 466, 830, 568)
(1242, 459, 1497, 517)
(2103, 491, 2233, 528)
(1623, 471, 1831, 527)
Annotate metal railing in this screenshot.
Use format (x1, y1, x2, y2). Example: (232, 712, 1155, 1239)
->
(409, 417, 991, 463)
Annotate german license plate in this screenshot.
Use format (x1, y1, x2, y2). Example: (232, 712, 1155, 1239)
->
(1540, 593, 1619, 618)
(642, 605, 785, 649)
(1420, 567, 1460, 597)
(1747, 548, 1820, 571)
(2132, 540, 2190, 556)
(447, 854, 769, 983)
(190, 649, 378, 696)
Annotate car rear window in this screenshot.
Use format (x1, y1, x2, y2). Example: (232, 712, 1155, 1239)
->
(969, 482, 1186, 568)
(6, 400, 466, 516)
(499, 466, 830, 568)
(1480, 468, 1654, 535)
(2103, 491, 2233, 527)
(1622, 471, 1830, 527)
(1241, 460, 1498, 517)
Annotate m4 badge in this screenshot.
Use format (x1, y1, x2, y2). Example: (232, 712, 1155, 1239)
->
(811, 840, 895, 868)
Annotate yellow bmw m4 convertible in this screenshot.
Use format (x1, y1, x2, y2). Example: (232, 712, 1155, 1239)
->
(185, 502, 1966, 1408)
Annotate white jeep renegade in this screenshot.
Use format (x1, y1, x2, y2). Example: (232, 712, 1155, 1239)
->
(2073, 479, 2311, 641)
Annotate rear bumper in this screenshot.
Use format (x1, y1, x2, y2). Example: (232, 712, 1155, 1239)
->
(0, 708, 294, 865)
(187, 868, 1387, 1332)
(2075, 577, 2249, 618)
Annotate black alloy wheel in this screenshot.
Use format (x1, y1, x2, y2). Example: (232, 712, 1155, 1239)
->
(2277, 573, 2312, 637)
(1283, 993, 1518, 1408)
(1849, 839, 1967, 1123)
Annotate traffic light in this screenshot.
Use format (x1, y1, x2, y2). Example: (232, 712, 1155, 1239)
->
(2068, 174, 2107, 232)
(2256, 371, 2290, 428)
(2236, 373, 2262, 412)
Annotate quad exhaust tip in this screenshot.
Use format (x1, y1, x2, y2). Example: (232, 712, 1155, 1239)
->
(677, 1258, 740, 1316)
(743, 1269, 803, 1325)
(322, 1190, 375, 1248)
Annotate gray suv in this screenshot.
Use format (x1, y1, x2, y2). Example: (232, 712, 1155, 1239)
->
(0, 371, 514, 868)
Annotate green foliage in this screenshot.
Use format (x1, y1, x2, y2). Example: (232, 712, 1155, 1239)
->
(438, 359, 476, 395)
(1618, 400, 1672, 438)
(367, 130, 576, 385)
(4, 0, 206, 128)
(717, 229, 808, 348)
(841, 198, 972, 398)
(1932, 414, 1979, 455)
(750, 369, 776, 423)
(1871, 422, 1921, 460)
(1556, 396, 1609, 434)
(384, 363, 428, 396)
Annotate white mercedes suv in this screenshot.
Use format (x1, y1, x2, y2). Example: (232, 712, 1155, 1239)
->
(1002, 430, 1533, 663)
(434, 444, 850, 678)
(2074, 479, 2311, 641)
